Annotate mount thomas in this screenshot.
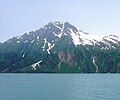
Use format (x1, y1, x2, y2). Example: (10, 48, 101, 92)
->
(0, 21, 120, 73)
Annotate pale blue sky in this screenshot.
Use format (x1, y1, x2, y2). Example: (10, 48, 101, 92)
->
(0, 0, 120, 42)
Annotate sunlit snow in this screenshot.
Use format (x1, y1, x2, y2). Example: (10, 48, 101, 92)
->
(37, 36, 39, 41)
(42, 38, 55, 54)
(31, 60, 42, 70)
(22, 53, 25, 58)
(31, 40, 34, 43)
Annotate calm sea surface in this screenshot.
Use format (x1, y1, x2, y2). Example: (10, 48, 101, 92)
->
(0, 74, 120, 100)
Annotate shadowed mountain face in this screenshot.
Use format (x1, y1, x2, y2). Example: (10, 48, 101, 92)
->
(0, 21, 120, 73)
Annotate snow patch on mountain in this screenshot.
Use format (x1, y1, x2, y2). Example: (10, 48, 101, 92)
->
(42, 38, 47, 50)
(53, 32, 62, 38)
(68, 28, 81, 46)
(47, 43, 55, 54)
(17, 41, 20, 43)
(42, 38, 55, 54)
(31, 60, 42, 70)
(31, 40, 34, 43)
(68, 28, 104, 46)
(24, 40, 28, 43)
(80, 32, 104, 45)
(102, 35, 120, 44)
(22, 53, 25, 58)
(52, 23, 62, 30)
(37, 36, 39, 41)
(52, 22, 64, 38)
(61, 22, 64, 33)
(16, 36, 22, 40)
(53, 21, 63, 25)
(67, 27, 119, 48)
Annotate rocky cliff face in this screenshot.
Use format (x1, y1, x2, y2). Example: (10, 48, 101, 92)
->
(0, 21, 120, 73)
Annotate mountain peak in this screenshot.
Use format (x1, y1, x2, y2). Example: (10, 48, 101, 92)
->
(45, 21, 76, 29)
(4, 21, 120, 49)
(1, 21, 120, 73)
(47, 21, 63, 26)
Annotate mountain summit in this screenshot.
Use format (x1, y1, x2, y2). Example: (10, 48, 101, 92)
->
(0, 21, 120, 73)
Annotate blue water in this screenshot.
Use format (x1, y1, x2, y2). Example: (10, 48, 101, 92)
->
(0, 74, 120, 100)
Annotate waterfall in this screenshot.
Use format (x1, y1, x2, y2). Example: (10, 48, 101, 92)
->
(92, 57, 98, 73)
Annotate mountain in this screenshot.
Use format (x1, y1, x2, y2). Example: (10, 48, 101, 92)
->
(0, 21, 120, 73)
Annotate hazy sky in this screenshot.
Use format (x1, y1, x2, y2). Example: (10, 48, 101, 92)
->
(0, 0, 120, 42)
